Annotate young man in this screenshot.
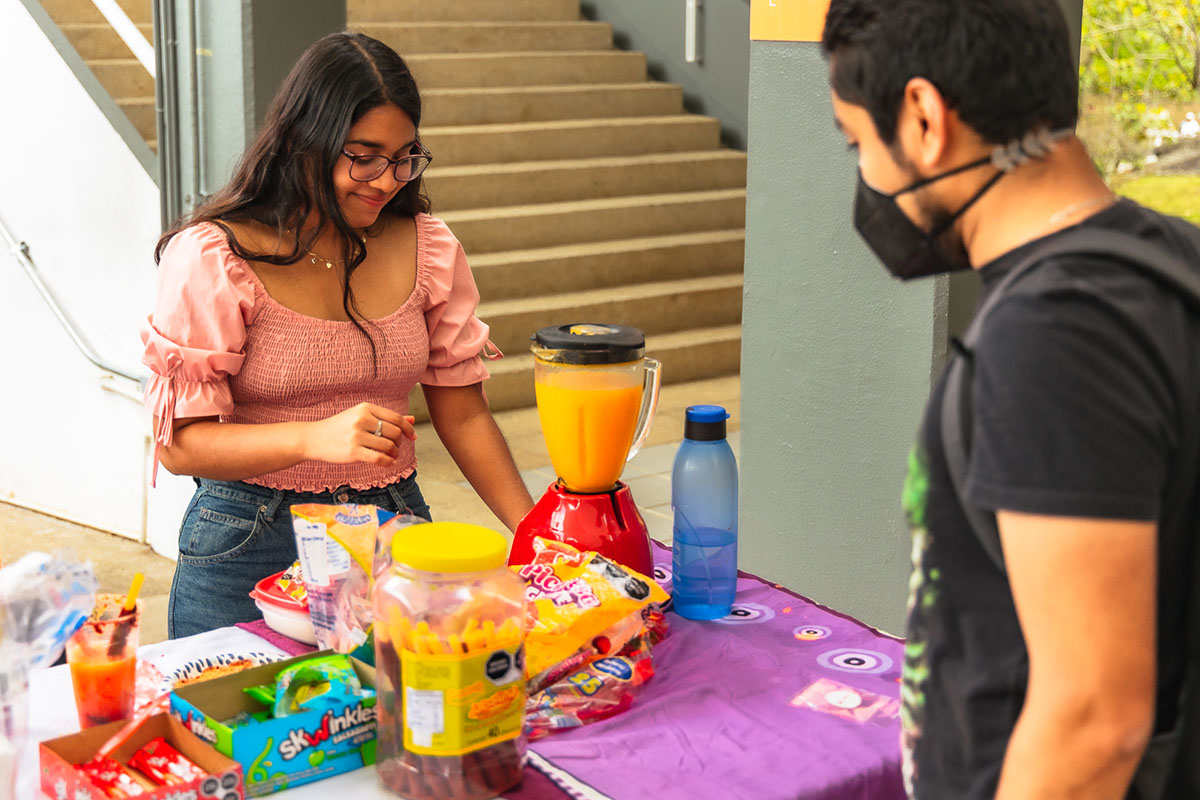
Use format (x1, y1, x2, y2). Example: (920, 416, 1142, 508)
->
(821, 1, 1200, 798)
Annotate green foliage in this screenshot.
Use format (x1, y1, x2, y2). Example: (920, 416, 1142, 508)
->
(1116, 175, 1200, 224)
(1081, 0, 1200, 100)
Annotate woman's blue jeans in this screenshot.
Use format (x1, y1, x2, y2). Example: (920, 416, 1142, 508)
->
(168, 473, 432, 639)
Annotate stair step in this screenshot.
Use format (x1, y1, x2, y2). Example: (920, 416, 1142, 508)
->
(478, 274, 743, 355)
(427, 150, 747, 211)
(469, 230, 745, 300)
(423, 83, 680, 126)
(408, 324, 741, 419)
(353, 22, 614, 54)
(41, 0, 152, 24)
(349, 0, 581, 22)
(117, 96, 156, 140)
(408, 51, 644, 89)
(88, 58, 154, 98)
(441, 189, 746, 254)
(58, 22, 152, 60)
(420, 116, 721, 167)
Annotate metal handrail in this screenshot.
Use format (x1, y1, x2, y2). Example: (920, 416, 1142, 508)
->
(1, 214, 147, 390)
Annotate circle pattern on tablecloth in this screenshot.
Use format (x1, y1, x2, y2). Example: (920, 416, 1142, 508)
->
(793, 624, 833, 642)
(817, 647, 894, 674)
(716, 602, 776, 624)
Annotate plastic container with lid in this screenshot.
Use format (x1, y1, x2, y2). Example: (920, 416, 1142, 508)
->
(373, 522, 527, 799)
(249, 571, 318, 645)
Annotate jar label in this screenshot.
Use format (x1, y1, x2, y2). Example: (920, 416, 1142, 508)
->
(401, 643, 526, 755)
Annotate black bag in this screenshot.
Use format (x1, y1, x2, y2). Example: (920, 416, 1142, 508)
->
(939, 224, 1200, 799)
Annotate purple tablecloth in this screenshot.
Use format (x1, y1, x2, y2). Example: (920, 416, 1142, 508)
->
(241, 542, 906, 800)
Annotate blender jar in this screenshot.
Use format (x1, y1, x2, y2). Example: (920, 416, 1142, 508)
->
(531, 324, 662, 493)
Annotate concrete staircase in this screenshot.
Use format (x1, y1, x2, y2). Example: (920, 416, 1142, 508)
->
(39, 0, 746, 415)
(41, 0, 156, 148)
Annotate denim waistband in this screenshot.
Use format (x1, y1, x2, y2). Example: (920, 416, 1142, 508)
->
(195, 473, 420, 523)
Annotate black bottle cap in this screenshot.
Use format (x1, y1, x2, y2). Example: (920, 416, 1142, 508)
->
(684, 405, 730, 441)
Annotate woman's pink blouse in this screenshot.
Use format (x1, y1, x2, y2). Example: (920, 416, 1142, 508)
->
(140, 214, 496, 491)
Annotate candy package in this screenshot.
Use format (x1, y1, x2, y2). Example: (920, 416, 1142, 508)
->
(514, 538, 668, 688)
(274, 561, 307, 604)
(271, 654, 365, 718)
(126, 737, 206, 787)
(290, 505, 425, 653)
(525, 634, 656, 740)
(76, 755, 145, 797)
(790, 677, 901, 724)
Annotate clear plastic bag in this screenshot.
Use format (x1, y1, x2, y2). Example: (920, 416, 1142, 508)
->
(290, 504, 426, 652)
(0, 551, 98, 798)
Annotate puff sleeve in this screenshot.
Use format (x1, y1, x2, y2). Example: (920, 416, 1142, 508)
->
(139, 222, 257, 484)
(419, 215, 502, 386)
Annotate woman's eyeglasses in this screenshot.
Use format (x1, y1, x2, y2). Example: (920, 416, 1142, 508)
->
(341, 142, 432, 183)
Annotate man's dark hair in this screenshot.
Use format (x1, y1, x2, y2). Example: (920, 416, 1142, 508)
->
(821, 0, 1079, 146)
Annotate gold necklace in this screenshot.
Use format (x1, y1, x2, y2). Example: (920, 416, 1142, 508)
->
(304, 247, 342, 269)
(286, 228, 366, 269)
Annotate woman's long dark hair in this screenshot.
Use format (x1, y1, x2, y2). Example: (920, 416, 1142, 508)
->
(156, 31, 430, 354)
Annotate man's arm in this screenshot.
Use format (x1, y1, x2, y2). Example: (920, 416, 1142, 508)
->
(994, 511, 1156, 800)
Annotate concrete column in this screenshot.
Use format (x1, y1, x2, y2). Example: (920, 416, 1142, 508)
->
(739, 2, 1084, 634)
(158, 0, 345, 225)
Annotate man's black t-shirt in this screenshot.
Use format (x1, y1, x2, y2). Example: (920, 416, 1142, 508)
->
(902, 200, 1200, 798)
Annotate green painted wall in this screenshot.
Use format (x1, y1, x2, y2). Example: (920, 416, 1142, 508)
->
(739, 2, 1084, 634)
(740, 41, 937, 634)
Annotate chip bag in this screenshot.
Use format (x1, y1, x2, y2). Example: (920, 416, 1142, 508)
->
(514, 538, 668, 689)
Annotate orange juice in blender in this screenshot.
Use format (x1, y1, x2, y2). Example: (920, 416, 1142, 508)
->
(535, 369, 643, 492)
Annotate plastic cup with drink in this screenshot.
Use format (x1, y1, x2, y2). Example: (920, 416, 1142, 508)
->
(65, 579, 142, 729)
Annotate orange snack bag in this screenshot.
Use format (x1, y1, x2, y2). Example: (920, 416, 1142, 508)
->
(513, 539, 668, 682)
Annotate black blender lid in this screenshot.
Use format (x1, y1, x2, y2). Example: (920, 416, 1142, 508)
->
(532, 324, 645, 365)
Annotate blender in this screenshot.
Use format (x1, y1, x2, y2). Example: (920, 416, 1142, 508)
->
(507, 324, 661, 576)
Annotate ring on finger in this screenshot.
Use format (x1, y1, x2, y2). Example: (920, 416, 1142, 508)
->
(373, 419, 384, 437)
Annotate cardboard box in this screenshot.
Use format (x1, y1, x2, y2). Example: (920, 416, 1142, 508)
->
(40, 712, 244, 800)
(169, 652, 377, 796)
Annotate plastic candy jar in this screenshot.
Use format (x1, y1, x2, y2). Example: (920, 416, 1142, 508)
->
(373, 522, 526, 799)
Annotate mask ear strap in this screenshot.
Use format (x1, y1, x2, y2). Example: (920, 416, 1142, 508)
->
(929, 169, 1006, 237)
(887, 154, 994, 199)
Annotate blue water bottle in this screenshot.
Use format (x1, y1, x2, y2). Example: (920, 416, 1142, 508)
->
(671, 405, 738, 619)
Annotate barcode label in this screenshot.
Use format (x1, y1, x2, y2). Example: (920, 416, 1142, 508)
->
(406, 687, 445, 747)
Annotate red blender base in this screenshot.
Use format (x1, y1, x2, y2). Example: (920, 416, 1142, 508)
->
(508, 481, 655, 577)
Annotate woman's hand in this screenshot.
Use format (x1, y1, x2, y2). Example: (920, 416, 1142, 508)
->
(302, 403, 417, 466)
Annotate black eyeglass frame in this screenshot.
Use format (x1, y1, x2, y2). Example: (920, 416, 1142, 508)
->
(340, 141, 433, 183)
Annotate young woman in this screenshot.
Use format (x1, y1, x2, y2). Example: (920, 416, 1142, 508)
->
(141, 32, 533, 639)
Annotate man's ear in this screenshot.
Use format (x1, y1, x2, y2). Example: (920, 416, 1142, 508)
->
(897, 77, 951, 171)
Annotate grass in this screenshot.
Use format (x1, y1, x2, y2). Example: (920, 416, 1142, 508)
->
(1114, 175, 1200, 225)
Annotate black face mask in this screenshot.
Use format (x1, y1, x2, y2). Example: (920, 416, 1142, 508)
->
(853, 156, 1004, 280)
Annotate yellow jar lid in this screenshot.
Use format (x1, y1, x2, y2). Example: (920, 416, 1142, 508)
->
(391, 522, 508, 573)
